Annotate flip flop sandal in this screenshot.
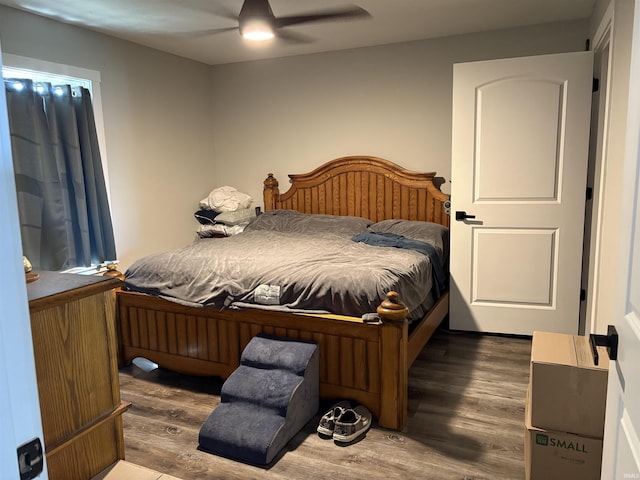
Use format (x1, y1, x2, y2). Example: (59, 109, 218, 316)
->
(317, 400, 351, 436)
(333, 405, 372, 443)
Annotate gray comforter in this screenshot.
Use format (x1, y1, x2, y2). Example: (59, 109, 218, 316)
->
(124, 211, 447, 319)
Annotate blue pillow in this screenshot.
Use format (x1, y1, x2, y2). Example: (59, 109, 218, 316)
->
(194, 209, 220, 225)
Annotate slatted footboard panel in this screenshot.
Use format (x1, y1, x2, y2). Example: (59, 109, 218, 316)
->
(117, 305, 240, 379)
(117, 291, 385, 418)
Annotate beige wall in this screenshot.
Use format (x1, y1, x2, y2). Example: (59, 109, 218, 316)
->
(0, 5, 589, 270)
(209, 21, 589, 205)
(0, 5, 214, 270)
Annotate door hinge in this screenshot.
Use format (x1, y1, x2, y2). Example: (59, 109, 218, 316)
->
(580, 288, 586, 301)
(593, 78, 600, 93)
(586, 186, 593, 200)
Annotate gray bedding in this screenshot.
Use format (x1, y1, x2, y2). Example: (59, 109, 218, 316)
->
(124, 211, 448, 320)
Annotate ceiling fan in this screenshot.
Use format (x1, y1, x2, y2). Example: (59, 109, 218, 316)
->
(209, 0, 371, 41)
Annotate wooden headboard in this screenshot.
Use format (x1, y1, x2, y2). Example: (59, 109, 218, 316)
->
(263, 155, 450, 227)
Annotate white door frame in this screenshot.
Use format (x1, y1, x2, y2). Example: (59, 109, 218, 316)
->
(0, 43, 48, 479)
(582, 2, 613, 336)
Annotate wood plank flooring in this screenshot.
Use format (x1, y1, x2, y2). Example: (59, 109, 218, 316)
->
(119, 329, 532, 479)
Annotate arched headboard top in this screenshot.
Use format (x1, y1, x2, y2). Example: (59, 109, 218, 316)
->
(263, 155, 450, 227)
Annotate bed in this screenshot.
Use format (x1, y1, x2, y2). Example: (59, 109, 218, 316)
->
(116, 155, 450, 430)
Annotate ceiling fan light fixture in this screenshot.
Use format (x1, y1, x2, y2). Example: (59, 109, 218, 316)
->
(240, 20, 275, 41)
(219, 0, 371, 43)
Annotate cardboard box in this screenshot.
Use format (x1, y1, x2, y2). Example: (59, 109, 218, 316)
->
(92, 460, 183, 480)
(529, 331, 608, 438)
(525, 389, 603, 480)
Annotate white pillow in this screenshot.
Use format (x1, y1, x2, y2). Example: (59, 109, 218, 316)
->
(199, 186, 253, 212)
(214, 207, 256, 225)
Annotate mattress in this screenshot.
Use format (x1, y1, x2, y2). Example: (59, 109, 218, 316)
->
(124, 211, 448, 320)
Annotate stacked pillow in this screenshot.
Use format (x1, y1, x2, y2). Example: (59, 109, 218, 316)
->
(195, 186, 255, 237)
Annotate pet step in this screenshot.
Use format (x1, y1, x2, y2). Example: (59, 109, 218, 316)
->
(198, 335, 319, 465)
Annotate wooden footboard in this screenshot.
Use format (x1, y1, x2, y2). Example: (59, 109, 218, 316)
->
(116, 289, 448, 430)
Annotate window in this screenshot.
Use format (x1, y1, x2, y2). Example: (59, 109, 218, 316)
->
(3, 55, 117, 273)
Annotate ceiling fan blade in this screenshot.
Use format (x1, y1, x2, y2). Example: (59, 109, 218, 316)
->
(274, 29, 314, 44)
(209, 8, 239, 23)
(170, 26, 239, 38)
(181, 1, 239, 22)
(274, 6, 370, 28)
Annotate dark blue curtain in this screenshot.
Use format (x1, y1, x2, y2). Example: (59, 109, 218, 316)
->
(4, 78, 116, 271)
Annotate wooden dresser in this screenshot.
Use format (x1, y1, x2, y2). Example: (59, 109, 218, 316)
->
(27, 271, 129, 480)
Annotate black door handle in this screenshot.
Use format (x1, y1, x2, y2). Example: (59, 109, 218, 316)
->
(589, 325, 618, 365)
(455, 211, 476, 221)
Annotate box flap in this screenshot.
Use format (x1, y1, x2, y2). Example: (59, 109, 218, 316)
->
(531, 331, 577, 366)
(574, 335, 609, 370)
(532, 331, 609, 370)
(525, 384, 534, 428)
(92, 461, 165, 480)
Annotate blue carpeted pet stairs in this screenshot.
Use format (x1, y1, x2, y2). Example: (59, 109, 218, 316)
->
(198, 335, 319, 465)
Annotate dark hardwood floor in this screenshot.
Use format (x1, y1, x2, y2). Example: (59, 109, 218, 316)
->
(119, 328, 532, 479)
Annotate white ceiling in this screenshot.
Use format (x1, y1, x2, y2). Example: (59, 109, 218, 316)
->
(0, 0, 596, 66)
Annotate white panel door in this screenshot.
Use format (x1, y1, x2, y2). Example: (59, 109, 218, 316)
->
(601, 1, 640, 476)
(0, 44, 48, 479)
(450, 51, 593, 335)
